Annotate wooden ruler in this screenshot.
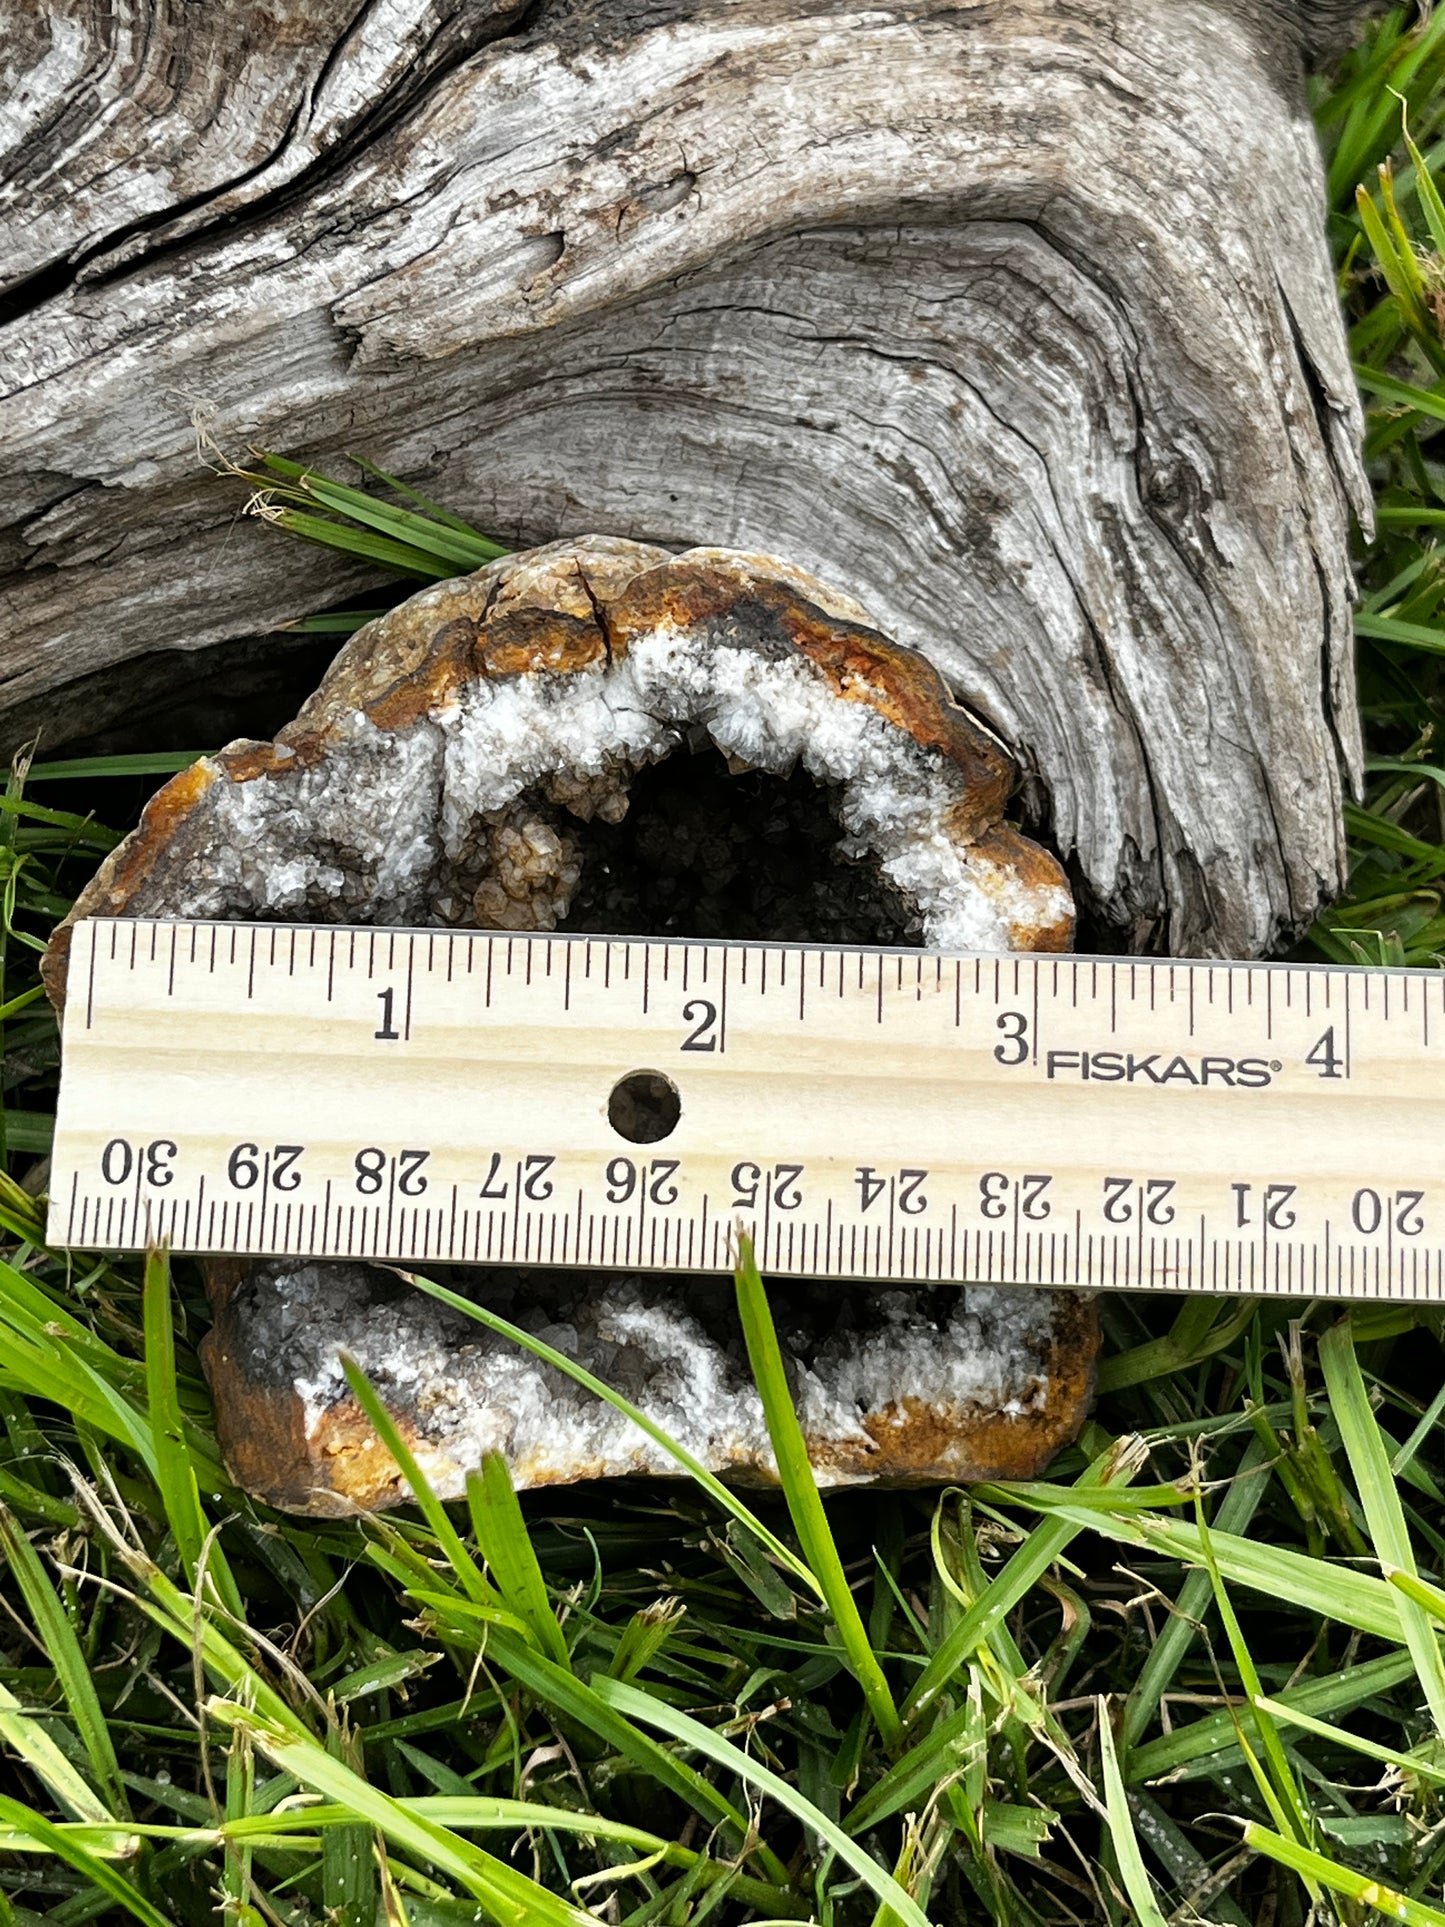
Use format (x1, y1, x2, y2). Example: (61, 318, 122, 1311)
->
(45, 916, 1445, 1300)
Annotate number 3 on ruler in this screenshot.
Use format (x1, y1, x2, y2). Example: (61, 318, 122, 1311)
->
(994, 1011, 1028, 1066)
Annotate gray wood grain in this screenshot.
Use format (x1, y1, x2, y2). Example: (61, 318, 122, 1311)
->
(0, 0, 1381, 956)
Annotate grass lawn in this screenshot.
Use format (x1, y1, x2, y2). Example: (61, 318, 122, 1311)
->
(3, 10, 1445, 1924)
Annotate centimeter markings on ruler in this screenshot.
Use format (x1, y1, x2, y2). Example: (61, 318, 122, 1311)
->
(46, 915, 1445, 1301)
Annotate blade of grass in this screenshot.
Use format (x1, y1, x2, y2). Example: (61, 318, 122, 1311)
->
(142, 1246, 241, 1618)
(1355, 611, 1445, 652)
(595, 1677, 932, 1927)
(0, 1680, 116, 1828)
(0, 984, 47, 1023)
(221, 1723, 254, 1925)
(347, 457, 507, 541)
(1127, 1650, 1419, 1784)
(0, 1793, 165, 1927)
(902, 1435, 1147, 1729)
(277, 611, 386, 634)
(1097, 1298, 1258, 1395)
(1119, 1438, 1271, 1757)
(1356, 363, 1445, 421)
(1405, 122, 1445, 253)
(0, 1506, 126, 1817)
(1367, 755, 1445, 790)
(252, 454, 505, 567)
(1256, 1693, 1445, 1786)
(208, 1700, 593, 1927)
(1390, 1379, 1445, 1478)
(227, 1799, 807, 1917)
(1190, 1484, 1315, 1852)
(1319, 1314, 1445, 1740)
(322, 1723, 377, 1927)
(1242, 1822, 1445, 1926)
(401, 1268, 819, 1595)
(1097, 1707, 1168, 1927)
(24, 754, 206, 783)
(987, 1497, 1408, 1639)
(339, 1353, 491, 1607)
(1127, 1789, 1252, 1927)
(0, 791, 120, 843)
(733, 1236, 899, 1747)
(1386, 1566, 1445, 1624)
(251, 506, 460, 580)
(465, 1454, 571, 1669)
(0, 753, 21, 1168)
(0, 1111, 54, 1153)
(387, 1580, 785, 1879)
(844, 1699, 975, 1837)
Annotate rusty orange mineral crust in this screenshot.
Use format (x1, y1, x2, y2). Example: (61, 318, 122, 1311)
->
(44, 539, 1097, 1510)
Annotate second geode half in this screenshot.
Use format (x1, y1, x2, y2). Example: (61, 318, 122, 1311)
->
(45, 537, 1096, 1512)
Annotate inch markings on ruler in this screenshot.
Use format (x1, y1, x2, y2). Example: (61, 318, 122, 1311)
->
(46, 916, 1445, 1301)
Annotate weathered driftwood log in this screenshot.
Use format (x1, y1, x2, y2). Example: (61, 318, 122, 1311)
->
(1, 0, 1378, 957)
(44, 539, 1096, 1509)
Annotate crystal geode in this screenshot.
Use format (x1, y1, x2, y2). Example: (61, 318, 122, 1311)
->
(45, 537, 1098, 1512)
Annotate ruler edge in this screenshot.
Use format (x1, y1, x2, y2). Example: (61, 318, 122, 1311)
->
(45, 914, 1445, 1298)
(55, 912, 1445, 989)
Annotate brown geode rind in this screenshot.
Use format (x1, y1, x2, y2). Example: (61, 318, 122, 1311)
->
(43, 537, 1096, 1510)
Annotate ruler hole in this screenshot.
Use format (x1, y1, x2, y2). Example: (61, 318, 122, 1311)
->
(609, 1070, 681, 1144)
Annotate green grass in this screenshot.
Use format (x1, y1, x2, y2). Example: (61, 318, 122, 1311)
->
(1315, 8, 1445, 968)
(3, 10, 1445, 1923)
